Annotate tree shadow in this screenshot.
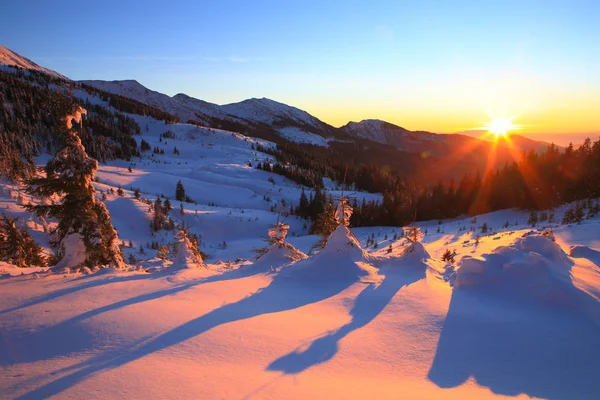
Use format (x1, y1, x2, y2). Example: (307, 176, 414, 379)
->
(0, 265, 270, 366)
(0, 272, 151, 316)
(428, 274, 600, 399)
(267, 267, 425, 374)
(14, 258, 363, 399)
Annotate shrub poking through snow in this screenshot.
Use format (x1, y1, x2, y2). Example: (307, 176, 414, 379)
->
(541, 228, 555, 242)
(441, 248, 456, 264)
(403, 225, 423, 254)
(405, 226, 422, 244)
(253, 218, 306, 268)
(0, 214, 46, 267)
(26, 106, 124, 271)
(268, 221, 290, 245)
(157, 245, 170, 260)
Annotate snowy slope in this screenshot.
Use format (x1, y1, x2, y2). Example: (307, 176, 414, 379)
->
(1, 202, 599, 399)
(277, 126, 330, 146)
(0, 45, 66, 80)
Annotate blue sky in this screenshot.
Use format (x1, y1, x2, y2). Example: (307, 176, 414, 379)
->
(1, 0, 598, 135)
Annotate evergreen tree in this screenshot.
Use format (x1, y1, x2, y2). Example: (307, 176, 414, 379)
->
(26, 107, 124, 270)
(163, 198, 172, 213)
(0, 214, 46, 267)
(441, 248, 456, 264)
(175, 180, 186, 202)
(528, 210, 539, 227)
(152, 197, 165, 231)
(297, 188, 309, 218)
(310, 202, 338, 251)
(481, 222, 488, 233)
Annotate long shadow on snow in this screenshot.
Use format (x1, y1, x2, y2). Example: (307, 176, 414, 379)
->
(0, 266, 266, 366)
(428, 257, 600, 399)
(0, 272, 150, 316)
(267, 267, 425, 374)
(15, 260, 358, 399)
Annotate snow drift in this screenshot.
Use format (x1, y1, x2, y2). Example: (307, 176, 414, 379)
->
(280, 226, 380, 282)
(251, 243, 306, 272)
(454, 235, 575, 302)
(401, 242, 431, 263)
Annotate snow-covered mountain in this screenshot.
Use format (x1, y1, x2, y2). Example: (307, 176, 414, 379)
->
(79, 77, 553, 168)
(80, 79, 232, 125)
(0, 44, 568, 157)
(81, 80, 338, 141)
(341, 119, 444, 149)
(222, 97, 329, 130)
(0, 45, 66, 80)
(171, 92, 229, 121)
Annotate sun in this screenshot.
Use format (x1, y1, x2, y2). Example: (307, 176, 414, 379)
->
(485, 117, 515, 138)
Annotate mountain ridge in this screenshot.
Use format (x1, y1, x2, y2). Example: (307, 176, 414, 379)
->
(0, 44, 66, 80)
(1, 44, 558, 160)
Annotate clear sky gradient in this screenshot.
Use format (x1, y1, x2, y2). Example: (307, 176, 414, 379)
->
(1, 0, 598, 138)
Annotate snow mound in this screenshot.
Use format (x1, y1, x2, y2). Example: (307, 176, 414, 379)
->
(454, 235, 574, 302)
(376, 242, 430, 271)
(251, 243, 307, 272)
(570, 245, 600, 267)
(281, 226, 380, 282)
(316, 225, 368, 260)
(0, 261, 48, 277)
(401, 242, 431, 262)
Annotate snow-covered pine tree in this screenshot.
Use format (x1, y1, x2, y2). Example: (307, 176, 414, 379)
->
(172, 222, 203, 269)
(310, 197, 358, 253)
(310, 202, 338, 250)
(268, 221, 290, 245)
(334, 197, 353, 227)
(0, 214, 46, 267)
(26, 106, 124, 271)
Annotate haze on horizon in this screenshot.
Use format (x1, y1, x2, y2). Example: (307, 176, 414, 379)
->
(2, 0, 598, 143)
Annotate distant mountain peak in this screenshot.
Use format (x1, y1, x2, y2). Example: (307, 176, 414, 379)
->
(0, 44, 66, 80)
(345, 119, 408, 131)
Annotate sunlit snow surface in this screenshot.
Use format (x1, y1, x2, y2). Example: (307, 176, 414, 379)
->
(1, 111, 599, 399)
